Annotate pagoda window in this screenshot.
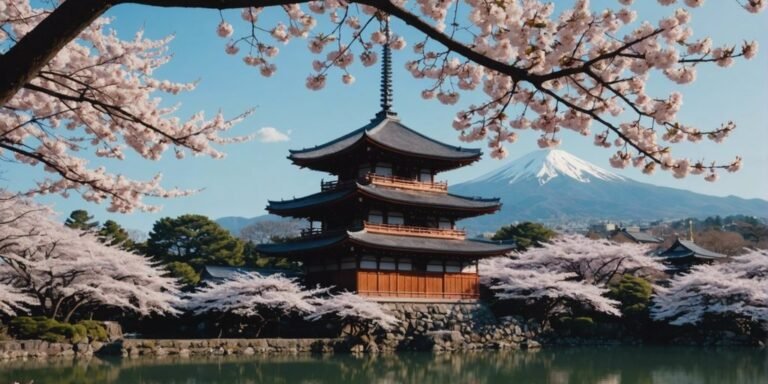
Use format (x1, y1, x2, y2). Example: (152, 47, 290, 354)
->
(340, 257, 357, 270)
(445, 260, 461, 273)
(388, 211, 404, 226)
(426, 260, 444, 273)
(438, 217, 452, 229)
(380, 257, 396, 271)
(368, 210, 384, 224)
(461, 261, 478, 274)
(358, 164, 372, 178)
(375, 162, 392, 176)
(324, 258, 339, 271)
(419, 169, 433, 182)
(360, 255, 378, 270)
(398, 257, 413, 271)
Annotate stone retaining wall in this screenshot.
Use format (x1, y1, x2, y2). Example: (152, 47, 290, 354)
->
(365, 302, 542, 352)
(0, 338, 347, 361)
(0, 302, 546, 360)
(0, 340, 108, 360)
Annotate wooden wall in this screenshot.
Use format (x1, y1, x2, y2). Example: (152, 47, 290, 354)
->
(356, 270, 478, 299)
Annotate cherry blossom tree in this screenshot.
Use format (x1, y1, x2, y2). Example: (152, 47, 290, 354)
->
(480, 235, 665, 320)
(306, 291, 400, 335)
(0, 191, 181, 321)
(497, 235, 665, 286)
(1, 1, 764, 213)
(651, 249, 768, 328)
(481, 256, 622, 321)
(185, 272, 327, 336)
(0, 282, 34, 316)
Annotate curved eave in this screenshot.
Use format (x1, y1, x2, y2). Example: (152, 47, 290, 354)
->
(348, 230, 516, 256)
(266, 187, 355, 216)
(357, 183, 501, 214)
(287, 115, 482, 168)
(256, 234, 347, 255)
(267, 184, 501, 218)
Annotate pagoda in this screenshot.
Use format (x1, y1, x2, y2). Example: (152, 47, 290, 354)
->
(258, 35, 514, 300)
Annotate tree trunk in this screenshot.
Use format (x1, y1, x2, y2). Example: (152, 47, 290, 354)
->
(0, 0, 113, 105)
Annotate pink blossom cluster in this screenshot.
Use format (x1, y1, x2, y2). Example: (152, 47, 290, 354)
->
(0, 191, 182, 318)
(652, 249, 768, 327)
(2, 2, 253, 212)
(187, 273, 399, 332)
(480, 235, 665, 317)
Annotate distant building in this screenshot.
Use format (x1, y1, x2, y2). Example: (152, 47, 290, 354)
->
(657, 238, 727, 274)
(610, 228, 663, 245)
(200, 265, 299, 283)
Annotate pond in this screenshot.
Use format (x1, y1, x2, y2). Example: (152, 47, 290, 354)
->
(1, 347, 766, 384)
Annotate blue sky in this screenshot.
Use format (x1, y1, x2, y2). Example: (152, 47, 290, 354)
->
(3, 2, 767, 232)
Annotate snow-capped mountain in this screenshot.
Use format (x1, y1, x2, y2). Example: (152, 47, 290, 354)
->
(470, 149, 625, 185)
(452, 149, 768, 234)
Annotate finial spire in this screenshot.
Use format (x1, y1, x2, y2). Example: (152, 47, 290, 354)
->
(379, 17, 395, 116)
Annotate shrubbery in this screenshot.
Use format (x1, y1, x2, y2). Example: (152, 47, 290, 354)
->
(9, 317, 108, 343)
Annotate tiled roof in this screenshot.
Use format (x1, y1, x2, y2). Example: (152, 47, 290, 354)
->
(267, 183, 500, 214)
(200, 266, 300, 281)
(289, 114, 481, 161)
(257, 230, 515, 256)
(623, 230, 662, 243)
(256, 233, 347, 254)
(658, 239, 727, 260)
(347, 230, 516, 256)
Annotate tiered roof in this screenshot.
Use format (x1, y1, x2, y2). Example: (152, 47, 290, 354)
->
(258, 32, 509, 259)
(267, 182, 501, 218)
(288, 112, 481, 172)
(258, 230, 516, 256)
(659, 239, 727, 260)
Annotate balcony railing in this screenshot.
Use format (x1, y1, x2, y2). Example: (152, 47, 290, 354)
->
(363, 221, 465, 240)
(299, 228, 326, 238)
(321, 174, 448, 193)
(366, 174, 448, 193)
(320, 179, 355, 191)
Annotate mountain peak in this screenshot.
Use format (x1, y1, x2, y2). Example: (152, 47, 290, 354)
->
(470, 149, 625, 185)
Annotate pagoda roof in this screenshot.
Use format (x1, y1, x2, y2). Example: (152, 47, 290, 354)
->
(267, 187, 355, 212)
(288, 112, 481, 164)
(267, 182, 500, 216)
(257, 232, 348, 254)
(658, 239, 726, 260)
(348, 230, 516, 256)
(614, 229, 663, 244)
(256, 230, 514, 256)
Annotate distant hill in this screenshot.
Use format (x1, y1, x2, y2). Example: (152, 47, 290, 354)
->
(215, 214, 296, 236)
(451, 149, 768, 234)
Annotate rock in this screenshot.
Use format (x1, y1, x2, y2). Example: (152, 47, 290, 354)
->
(521, 339, 541, 350)
(102, 321, 123, 341)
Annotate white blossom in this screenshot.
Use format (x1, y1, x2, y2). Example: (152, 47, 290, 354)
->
(651, 249, 768, 327)
(0, 192, 181, 320)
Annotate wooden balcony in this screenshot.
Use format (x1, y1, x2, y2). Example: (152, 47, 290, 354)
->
(300, 228, 326, 238)
(366, 174, 448, 193)
(363, 221, 465, 240)
(320, 179, 354, 191)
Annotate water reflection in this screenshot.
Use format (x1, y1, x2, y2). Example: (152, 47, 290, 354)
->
(2, 347, 766, 384)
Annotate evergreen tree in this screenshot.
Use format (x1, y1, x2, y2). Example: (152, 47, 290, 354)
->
(492, 222, 557, 251)
(165, 261, 201, 288)
(98, 220, 134, 249)
(64, 210, 99, 232)
(146, 214, 245, 269)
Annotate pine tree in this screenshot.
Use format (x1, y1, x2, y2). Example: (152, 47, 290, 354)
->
(492, 222, 557, 251)
(64, 210, 99, 232)
(98, 220, 135, 249)
(146, 214, 245, 269)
